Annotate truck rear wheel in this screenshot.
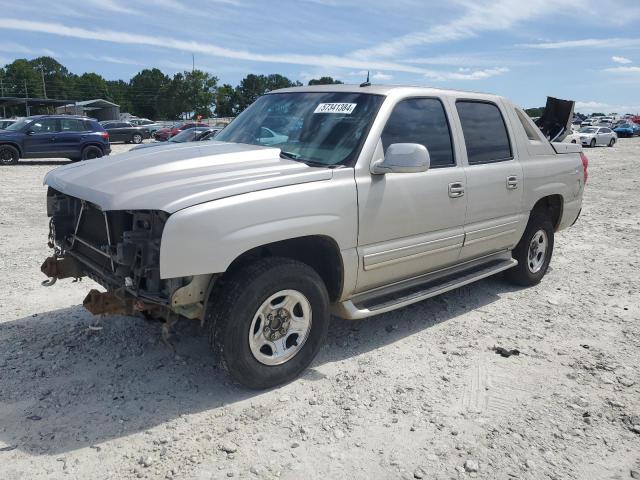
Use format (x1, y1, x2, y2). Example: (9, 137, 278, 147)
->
(504, 212, 554, 286)
(207, 257, 329, 389)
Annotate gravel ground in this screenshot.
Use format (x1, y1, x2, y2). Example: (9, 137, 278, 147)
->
(1, 139, 639, 480)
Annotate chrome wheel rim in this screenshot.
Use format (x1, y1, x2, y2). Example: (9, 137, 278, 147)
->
(133, 134, 142, 143)
(528, 229, 548, 274)
(248, 289, 312, 366)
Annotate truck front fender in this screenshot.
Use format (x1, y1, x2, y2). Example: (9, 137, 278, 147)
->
(159, 172, 357, 279)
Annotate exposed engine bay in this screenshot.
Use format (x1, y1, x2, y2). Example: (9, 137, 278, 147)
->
(42, 187, 212, 321)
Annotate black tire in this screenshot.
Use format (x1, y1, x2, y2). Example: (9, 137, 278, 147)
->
(207, 257, 330, 389)
(608, 138, 615, 147)
(81, 146, 103, 160)
(504, 212, 554, 287)
(590, 138, 596, 148)
(0, 144, 19, 165)
(132, 133, 143, 144)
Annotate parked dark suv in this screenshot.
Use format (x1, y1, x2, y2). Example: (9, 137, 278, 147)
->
(0, 115, 111, 165)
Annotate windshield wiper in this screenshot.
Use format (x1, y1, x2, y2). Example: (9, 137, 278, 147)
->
(279, 151, 329, 168)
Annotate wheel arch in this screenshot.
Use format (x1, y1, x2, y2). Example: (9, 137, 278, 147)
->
(0, 141, 23, 157)
(224, 235, 344, 302)
(82, 142, 107, 154)
(531, 194, 563, 231)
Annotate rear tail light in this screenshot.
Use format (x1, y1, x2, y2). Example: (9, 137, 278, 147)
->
(580, 152, 588, 184)
(100, 131, 109, 141)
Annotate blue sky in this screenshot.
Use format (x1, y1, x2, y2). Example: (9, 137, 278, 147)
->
(1, 0, 639, 113)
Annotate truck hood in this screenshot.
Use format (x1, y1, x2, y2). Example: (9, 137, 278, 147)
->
(43, 142, 333, 213)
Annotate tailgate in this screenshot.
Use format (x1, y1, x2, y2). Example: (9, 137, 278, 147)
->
(535, 97, 575, 142)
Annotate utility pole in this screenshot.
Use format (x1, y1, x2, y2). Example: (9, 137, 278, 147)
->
(40, 66, 47, 98)
(0, 78, 5, 118)
(192, 53, 196, 121)
(24, 79, 30, 116)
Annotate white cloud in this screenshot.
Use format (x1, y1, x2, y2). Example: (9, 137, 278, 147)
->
(575, 101, 610, 109)
(80, 0, 139, 15)
(352, 0, 555, 58)
(612, 56, 632, 64)
(521, 38, 640, 49)
(0, 18, 488, 76)
(372, 72, 393, 81)
(424, 67, 509, 81)
(575, 100, 640, 114)
(604, 66, 640, 73)
(0, 42, 57, 57)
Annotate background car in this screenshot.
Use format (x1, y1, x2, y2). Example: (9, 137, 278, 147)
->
(577, 126, 617, 148)
(613, 123, 640, 138)
(100, 121, 151, 144)
(129, 118, 165, 133)
(564, 131, 582, 144)
(0, 119, 17, 129)
(153, 122, 210, 141)
(130, 127, 222, 150)
(0, 115, 110, 165)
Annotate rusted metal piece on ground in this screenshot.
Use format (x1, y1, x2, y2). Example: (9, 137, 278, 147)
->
(82, 288, 167, 318)
(83, 289, 134, 316)
(40, 256, 83, 283)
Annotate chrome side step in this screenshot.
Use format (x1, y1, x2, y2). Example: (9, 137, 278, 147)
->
(333, 256, 517, 320)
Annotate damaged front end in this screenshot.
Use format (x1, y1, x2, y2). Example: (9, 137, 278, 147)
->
(42, 188, 212, 321)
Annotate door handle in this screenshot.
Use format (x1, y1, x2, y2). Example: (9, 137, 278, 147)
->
(506, 175, 518, 189)
(448, 182, 465, 198)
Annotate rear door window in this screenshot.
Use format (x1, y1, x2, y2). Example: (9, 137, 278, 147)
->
(60, 118, 87, 132)
(456, 101, 512, 164)
(381, 97, 455, 168)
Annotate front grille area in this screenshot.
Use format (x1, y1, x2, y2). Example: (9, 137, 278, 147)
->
(46, 188, 170, 299)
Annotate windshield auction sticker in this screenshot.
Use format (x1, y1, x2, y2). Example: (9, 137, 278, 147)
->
(313, 103, 357, 114)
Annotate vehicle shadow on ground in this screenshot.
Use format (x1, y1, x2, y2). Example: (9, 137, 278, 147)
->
(16, 160, 71, 166)
(0, 276, 522, 455)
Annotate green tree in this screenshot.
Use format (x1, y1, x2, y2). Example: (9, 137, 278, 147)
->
(184, 69, 218, 118)
(73, 72, 109, 100)
(106, 79, 132, 113)
(235, 73, 299, 112)
(215, 83, 238, 117)
(128, 68, 171, 119)
(308, 76, 343, 85)
(524, 107, 545, 118)
(29, 56, 74, 99)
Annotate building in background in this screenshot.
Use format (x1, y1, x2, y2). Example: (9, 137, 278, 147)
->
(56, 99, 120, 121)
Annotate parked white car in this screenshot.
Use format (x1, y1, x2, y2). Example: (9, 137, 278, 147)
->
(564, 131, 582, 144)
(577, 126, 617, 148)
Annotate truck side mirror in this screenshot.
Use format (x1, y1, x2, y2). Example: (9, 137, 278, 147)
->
(371, 143, 431, 175)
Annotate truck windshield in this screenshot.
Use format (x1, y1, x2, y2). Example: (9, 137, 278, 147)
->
(215, 92, 384, 166)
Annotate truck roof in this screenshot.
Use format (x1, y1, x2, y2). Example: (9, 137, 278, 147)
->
(271, 84, 506, 102)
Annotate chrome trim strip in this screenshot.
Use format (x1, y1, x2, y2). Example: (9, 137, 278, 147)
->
(364, 242, 462, 271)
(463, 228, 516, 246)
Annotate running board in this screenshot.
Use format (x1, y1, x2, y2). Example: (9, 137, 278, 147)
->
(333, 257, 517, 320)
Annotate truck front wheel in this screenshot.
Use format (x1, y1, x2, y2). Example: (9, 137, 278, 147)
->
(207, 257, 329, 389)
(504, 212, 554, 286)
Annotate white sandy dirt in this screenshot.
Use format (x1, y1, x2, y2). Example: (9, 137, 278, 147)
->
(0, 139, 639, 479)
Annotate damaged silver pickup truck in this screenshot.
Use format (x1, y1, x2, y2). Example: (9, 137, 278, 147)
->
(42, 85, 586, 388)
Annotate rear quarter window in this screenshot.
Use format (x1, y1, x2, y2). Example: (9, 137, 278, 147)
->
(456, 100, 512, 164)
